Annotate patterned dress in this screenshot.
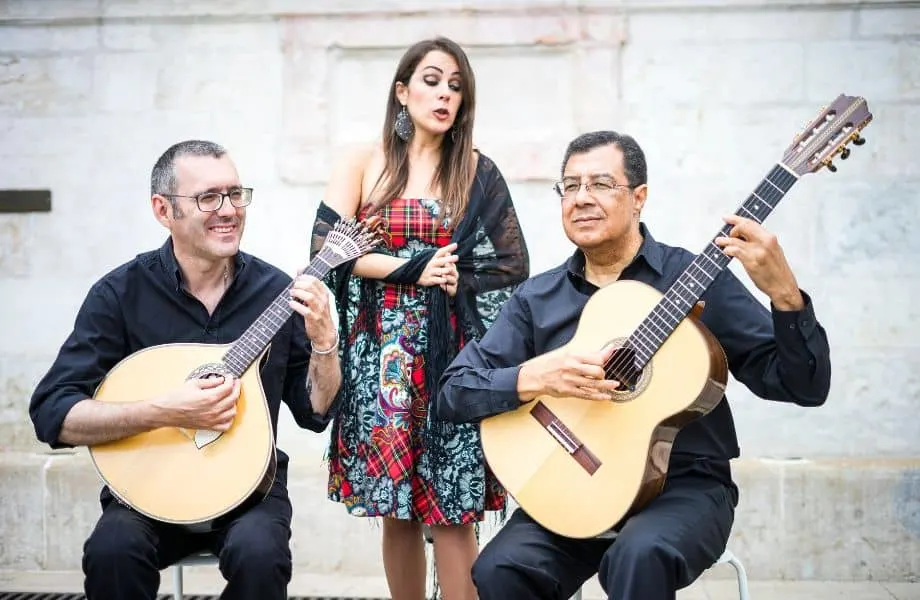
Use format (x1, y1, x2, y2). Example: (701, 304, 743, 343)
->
(326, 197, 507, 525)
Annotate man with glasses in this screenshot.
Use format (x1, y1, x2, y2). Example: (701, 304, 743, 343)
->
(435, 130, 831, 600)
(29, 140, 342, 600)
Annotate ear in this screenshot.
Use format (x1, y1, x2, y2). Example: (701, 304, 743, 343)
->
(151, 194, 172, 228)
(395, 81, 409, 107)
(632, 184, 648, 215)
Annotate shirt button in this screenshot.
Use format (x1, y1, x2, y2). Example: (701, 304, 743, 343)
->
(789, 323, 796, 330)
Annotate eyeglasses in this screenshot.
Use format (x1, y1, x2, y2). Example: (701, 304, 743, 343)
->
(166, 187, 253, 212)
(553, 178, 632, 200)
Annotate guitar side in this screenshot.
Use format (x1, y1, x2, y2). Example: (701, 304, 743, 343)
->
(480, 279, 728, 538)
(89, 342, 276, 525)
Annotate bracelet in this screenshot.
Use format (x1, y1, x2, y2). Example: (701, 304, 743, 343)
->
(311, 330, 339, 355)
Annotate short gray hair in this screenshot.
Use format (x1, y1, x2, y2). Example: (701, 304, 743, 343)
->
(150, 140, 227, 196)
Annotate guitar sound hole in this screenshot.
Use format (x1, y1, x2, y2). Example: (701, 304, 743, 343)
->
(606, 346, 644, 393)
(186, 362, 234, 382)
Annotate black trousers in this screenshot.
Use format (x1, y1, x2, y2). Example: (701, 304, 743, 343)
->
(81, 484, 293, 600)
(472, 474, 736, 600)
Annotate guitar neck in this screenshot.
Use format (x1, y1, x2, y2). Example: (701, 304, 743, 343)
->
(220, 248, 337, 377)
(627, 162, 799, 369)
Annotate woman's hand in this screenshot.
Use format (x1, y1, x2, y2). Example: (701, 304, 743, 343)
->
(418, 243, 459, 289)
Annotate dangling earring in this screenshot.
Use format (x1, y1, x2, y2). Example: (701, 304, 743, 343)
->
(451, 127, 459, 143)
(394, 105, 414, 142)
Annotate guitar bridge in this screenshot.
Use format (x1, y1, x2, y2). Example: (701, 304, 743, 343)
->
(531, 401, 602, 475)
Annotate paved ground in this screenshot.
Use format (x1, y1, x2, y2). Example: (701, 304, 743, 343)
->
(2, 566, 918, 599)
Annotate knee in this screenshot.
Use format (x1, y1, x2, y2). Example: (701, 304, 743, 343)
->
(220, 521, 291, 581)
(600, 529, 680, 578)
(471, 539, 521, 592)
(82, 512, 154, 574)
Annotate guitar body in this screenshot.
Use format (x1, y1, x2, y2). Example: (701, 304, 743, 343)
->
(480, 279, 728, 539)
(89, 342, 276, 526)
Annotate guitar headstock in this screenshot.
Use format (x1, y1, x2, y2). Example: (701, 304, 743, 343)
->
(321, 215, 386, 269)
(782, 94, 872, 176)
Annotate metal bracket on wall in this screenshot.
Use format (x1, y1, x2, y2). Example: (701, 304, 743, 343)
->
(0, 189, 52, 213)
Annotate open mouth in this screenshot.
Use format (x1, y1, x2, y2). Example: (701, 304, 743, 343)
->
(209, 223, 237, 235)
(433, 108, 450, 119)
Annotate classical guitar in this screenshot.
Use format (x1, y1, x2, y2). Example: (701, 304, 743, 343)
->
(89, 217, 383, 526)
(480, 94, 873, 539)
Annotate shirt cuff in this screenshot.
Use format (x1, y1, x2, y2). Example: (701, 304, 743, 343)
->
(771, 289, 818, 340)
(40, 394, 86, 449)
(489, 366, 524, 414)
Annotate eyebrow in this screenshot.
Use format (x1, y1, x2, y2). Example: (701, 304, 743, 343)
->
(562, 172, 616, 179)
(422, 65, 461, 76)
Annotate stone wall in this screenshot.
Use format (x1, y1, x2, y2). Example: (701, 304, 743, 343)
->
(1, 0, 918, 583)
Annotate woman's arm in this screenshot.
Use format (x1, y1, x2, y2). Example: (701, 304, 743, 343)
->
(322, 145, 407, 280)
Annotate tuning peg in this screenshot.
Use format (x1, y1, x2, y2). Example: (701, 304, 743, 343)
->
(825, 161, 838, 173)
(852, 135, 866, 146)
(840, 147, 851, 160)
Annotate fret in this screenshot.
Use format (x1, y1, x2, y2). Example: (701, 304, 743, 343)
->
(624, 163, 797, 372)
(221, 248, 339, 375)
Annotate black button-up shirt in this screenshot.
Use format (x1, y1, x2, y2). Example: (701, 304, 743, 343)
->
(29, 238, 330, 490)
(436, 224, 831, 487)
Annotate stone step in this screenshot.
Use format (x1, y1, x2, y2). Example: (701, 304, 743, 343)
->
(1, 451, 918, 581)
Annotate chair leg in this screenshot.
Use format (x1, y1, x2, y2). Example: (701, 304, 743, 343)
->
(173, 564, 183, 600)
(724, 553, 750, 600)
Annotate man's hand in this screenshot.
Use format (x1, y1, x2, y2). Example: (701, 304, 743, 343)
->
(517, 347, 620, 403)
(290, 274, 337, 353)
(714, 214, 805, 311)
(151, 376, 240, 431)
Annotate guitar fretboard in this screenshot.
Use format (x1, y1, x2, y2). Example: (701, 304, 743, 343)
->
(611, 163, 799, 377)
(220, 250, 336, 378)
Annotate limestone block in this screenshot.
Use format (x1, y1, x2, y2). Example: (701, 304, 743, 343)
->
(280, 11, 592, 50)
(0, 0, 99, 21)
(722, 458, 920, 580)
(813, 178, 920, 276)
(806, 41, 920, 104)
(857, 7, 920, 38)
(279, 44, 331, 186)
(505, 181, 571, 274)
(0, 354, 60, 453)
(627, 8, 853, 42)
(0, 55, 95, 116)
(0, 25, 99, 53)
(44, 453, 102, 570)
(101, 0, 266, 19)
(815, 275, 920, 351)
(853, 103, 920, 178)
(622, 42, 805, 105)
(470, 46, 580, 181)
(0, 453, 46, 569)
(93, 54, 159, 114)
(153, 51, 283, 114)
(0, 215, 30, 278)
(287, 461, 387, 576)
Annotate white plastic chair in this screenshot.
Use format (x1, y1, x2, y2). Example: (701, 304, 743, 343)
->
(171, 550, 219, 599)
(571, 547, 749, 599)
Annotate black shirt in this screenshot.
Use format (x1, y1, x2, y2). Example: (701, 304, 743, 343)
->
(29, 238, 330, 489)
(436, 223, 831, 487)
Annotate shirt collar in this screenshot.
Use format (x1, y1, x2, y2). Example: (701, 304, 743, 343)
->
(158, 237, 247, 291)
(565, 222, 664, 286)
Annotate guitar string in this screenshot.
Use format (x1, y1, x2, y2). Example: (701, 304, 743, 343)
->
(601, 166, 795, 386)
(601, 165, 794, 381)
(220, 242, 348, 374)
